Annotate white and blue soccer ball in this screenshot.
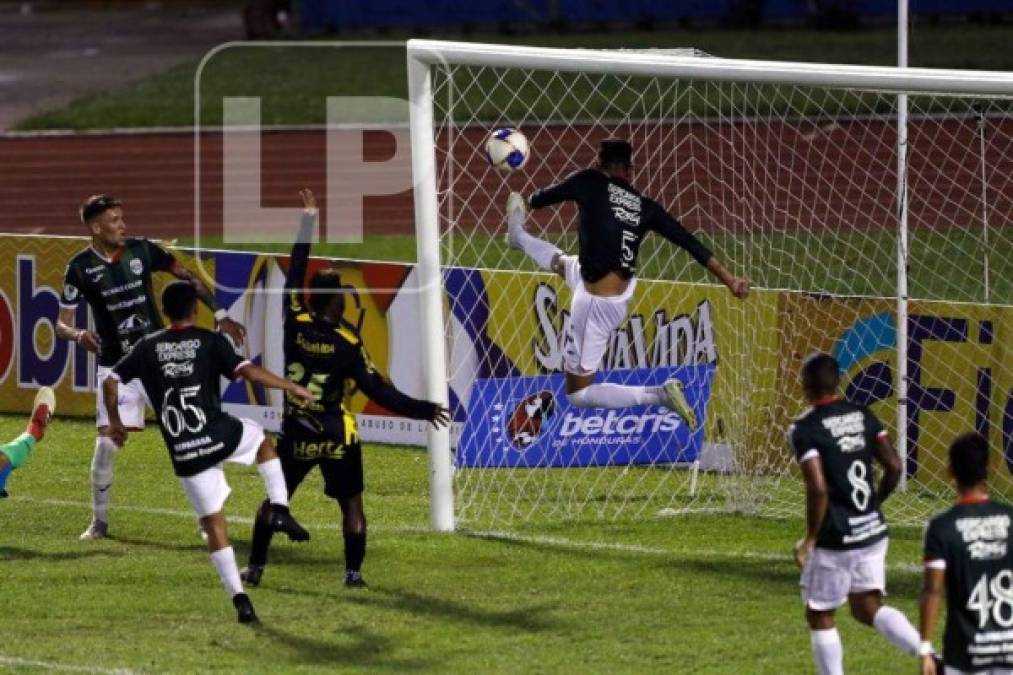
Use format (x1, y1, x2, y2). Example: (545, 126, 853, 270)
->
(485, 127, 530, 171)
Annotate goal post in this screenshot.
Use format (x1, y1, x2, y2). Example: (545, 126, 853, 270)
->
(407, 39, 1013, 534)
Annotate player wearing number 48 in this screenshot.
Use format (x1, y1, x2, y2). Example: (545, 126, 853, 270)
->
(788, 352, 925, 675)
(102, 281, 316, 624)
(919, 432, 1013, 675)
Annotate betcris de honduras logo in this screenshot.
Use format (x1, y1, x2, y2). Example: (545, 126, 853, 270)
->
(458, 365, 715, 469)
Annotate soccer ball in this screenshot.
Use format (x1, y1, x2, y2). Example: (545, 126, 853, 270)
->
(485, 128, 530, 171)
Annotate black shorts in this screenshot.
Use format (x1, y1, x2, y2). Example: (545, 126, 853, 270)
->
(276, 434, 363, 500)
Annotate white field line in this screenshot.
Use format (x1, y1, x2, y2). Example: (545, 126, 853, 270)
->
(17, 495, 923, 573)
(0, 654, 135, 674)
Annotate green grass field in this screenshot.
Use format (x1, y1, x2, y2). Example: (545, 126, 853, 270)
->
(16, 26, 1013, 131)
(2, 414, 938, 674)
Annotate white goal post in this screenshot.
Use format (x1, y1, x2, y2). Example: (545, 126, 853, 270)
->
(407, 39, 1013, 533)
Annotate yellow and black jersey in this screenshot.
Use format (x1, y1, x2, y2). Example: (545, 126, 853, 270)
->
(281, 213, 436, 448)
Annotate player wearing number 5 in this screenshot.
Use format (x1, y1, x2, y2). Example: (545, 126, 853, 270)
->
(240, 189, 449, 590)
(102, 281, 314, 624)
(789, 353, 921, 674)
(919, 433, 1013, 675)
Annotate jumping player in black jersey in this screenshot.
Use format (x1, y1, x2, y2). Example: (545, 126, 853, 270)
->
(920, 432, 1013, 675)
(103, 281, 312, 624)
(507, 139, 750, 428)
(56, 194, 247, 540)
(240, 189, 450, 589)
(789, 352, 920, 674)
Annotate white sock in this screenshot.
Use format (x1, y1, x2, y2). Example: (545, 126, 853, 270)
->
(566, 383, 665, 409)
(510, 209, 560, 271)
(91, 436, 119, 522)
(810, 628, 844, 675)
(873, 606, 920, 655)
(210, 546, 243, 597)
(257, 458, 289, 506)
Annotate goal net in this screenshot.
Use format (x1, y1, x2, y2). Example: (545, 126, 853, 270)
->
(407, 41, 1013, 533)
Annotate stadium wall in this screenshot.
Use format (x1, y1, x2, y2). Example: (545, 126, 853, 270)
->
(0, 233, 1008, 483)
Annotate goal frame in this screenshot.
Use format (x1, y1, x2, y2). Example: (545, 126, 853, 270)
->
(406, 38, 1013, 533)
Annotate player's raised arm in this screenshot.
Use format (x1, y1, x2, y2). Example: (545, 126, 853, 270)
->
(285, 189, 318, 306)
(528, 169, 589, 209)
(644, 201, 750, 299)
(349, 344, 449, 428)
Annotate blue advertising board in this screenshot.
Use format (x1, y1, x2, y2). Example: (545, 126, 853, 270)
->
(457, 365, 716, 469)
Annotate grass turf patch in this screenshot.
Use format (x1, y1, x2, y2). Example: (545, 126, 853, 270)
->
(2, 414, 934, 673)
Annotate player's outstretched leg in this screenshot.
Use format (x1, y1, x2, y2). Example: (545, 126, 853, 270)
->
(0, 387, 56, 497)
(81, 435, 119, 540)
(505, 192, 560, 272)
(848, 591, 919, 655)
(254, 439, 309, 542)
(807, 609, 844, 675)
(661, 379, 698, 431)
(202, 511, 258, 624)
(340, 494, 367, 589)
(240, 499, 275, 587)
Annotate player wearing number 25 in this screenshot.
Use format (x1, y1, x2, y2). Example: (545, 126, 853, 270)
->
(102, 281, 315, 624)
(240, 190, 449, 591)
(919, 432, 1013, 675)
(789, 352, 922, 674)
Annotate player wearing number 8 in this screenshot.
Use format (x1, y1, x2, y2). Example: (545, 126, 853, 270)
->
(920, 433, 1013, 675)
(789, 353, 922, 674)
(240, 189, 449, 590)
(102, 281, 316, 624)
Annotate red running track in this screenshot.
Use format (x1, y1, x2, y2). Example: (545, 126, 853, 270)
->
(0, 118, 1008, 242)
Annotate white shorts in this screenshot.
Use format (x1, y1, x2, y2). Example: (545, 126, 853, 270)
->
(178, 418, 265, 518)
(96, 365, 150, 430)
(561, 256, 635, 376)
(800, 537, 888, 611)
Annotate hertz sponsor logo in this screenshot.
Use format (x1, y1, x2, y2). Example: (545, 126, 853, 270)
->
(293, 439, 345, 459)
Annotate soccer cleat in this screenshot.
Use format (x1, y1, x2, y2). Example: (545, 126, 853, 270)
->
(505, 192, 528, 250)
(79, 519, 108, 540)
(232, 592, 259, 624)
(240, 564, 264, 587)
(661, 379, 698, 432)
(268, 505, 310, 542)
(344, 570, 368, 589)
(27, 386, 56, 441)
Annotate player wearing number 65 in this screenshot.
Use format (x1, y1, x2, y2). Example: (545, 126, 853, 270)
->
(240, 189, 449, 591)
(919, 433, 1013, 675)
(789, 352, 923, 674)
(102, 281, 316, 624)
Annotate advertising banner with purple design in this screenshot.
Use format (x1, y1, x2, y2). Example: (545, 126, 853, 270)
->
(457, 365, 716, 468)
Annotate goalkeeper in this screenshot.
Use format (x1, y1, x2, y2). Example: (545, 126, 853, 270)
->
(0, 387, 55, 498)
(241, 189, 449, 589)
(507, 138, 750, 427)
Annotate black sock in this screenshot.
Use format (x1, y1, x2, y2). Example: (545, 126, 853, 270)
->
(344, 531, 366, 573)
(248, 501, 275, 567)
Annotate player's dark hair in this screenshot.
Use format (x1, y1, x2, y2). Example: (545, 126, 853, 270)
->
(309, 268, 345, 321)
(162, 281, 198, 322)
(80, 194, 122, 225)
(949, 432, 989, 488)
(800, 352, 840, 398)
(598, 138, 633, 169)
